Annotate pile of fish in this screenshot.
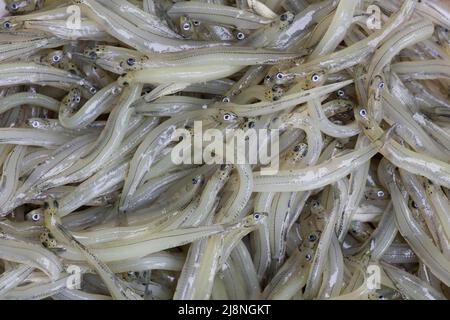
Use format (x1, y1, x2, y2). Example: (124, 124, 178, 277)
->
(0, 0, 450, 300)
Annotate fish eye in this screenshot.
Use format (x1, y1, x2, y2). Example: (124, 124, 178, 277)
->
(52, 54, 61, 62)
(90, 87, 97, 94)
(311, 200, 320, 208)
(308, 234, 317, 242)
(193, 20, 200, 26)
(378, 82, 385, 89)
(127, 58, 136, 66)
(32, 213, 40, 221)
(236, 32, 245, 40)
(377, 190, 385, 197)
(254, 213, 262, 220)
(3, 21, 12, 29)
(192, 177, 199, 184)
(280, 14, 288, 21)
(10, 2, 18, 10)
(265, 75, 271, 81)
(359, 109, 367, 117)
(337, 89, 345, 97)
(276, 72, 285, 80)
(305, 254, 312, 261)
(182, 22, 191, 31)
(222, 96, 230, 103)
(311, 73, 320, 82)
(223, 113, 233, 121)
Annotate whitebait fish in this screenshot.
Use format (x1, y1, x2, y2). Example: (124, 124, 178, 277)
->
(96, 0, 181, 40)
(220, 79, 353, 117)
(0, 0, 449, 301)
(0, 36, 66, 62)
(122, 47, 304, 70)
(0, 128, 71, 147)
(0, 62, 92, 87)
(23, 19, 114, 41)
(167, 2, 274, 29)
(118, 64, 244, 86)
(253, 137, 383, 192)
(59, 82, 122, 129)
(0, 92, 59, 114)
(76, 0, 229, 54)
